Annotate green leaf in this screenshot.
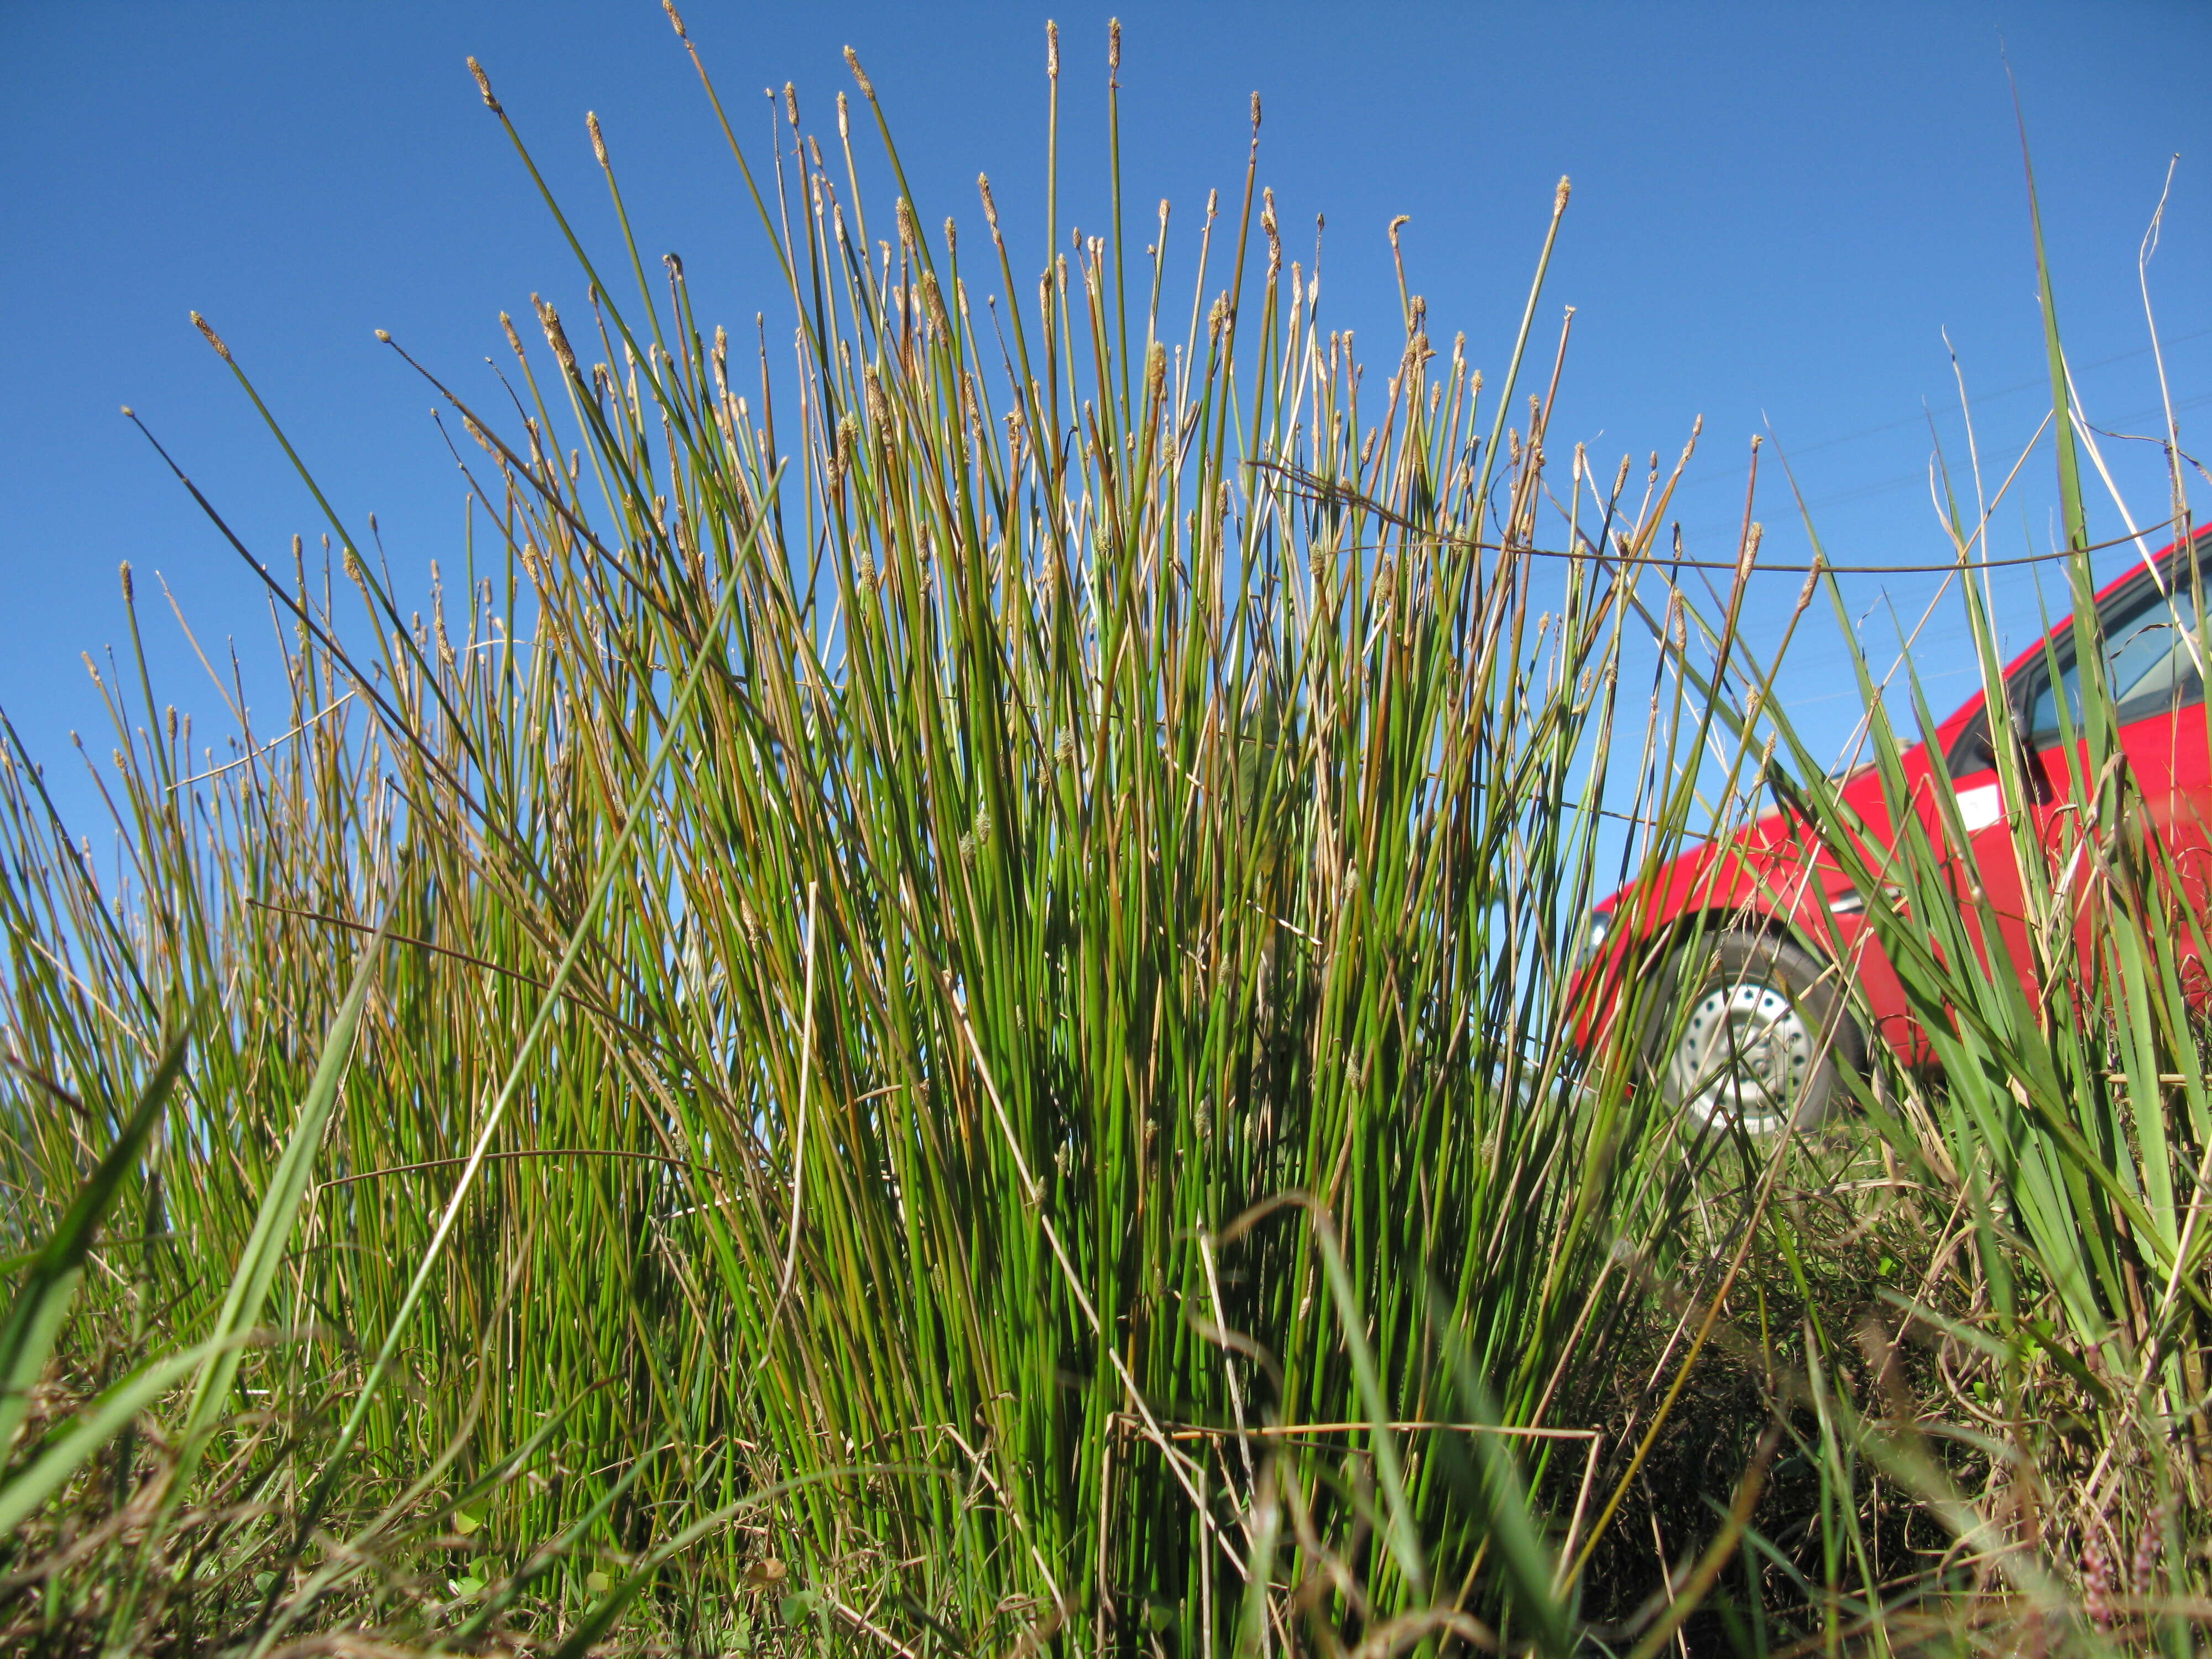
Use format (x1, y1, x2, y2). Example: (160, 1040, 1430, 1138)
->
(1434, 1279, 1573, 1659)
(0, 1332, 242, 1536)
(101, 932, 383, 1649)
(175, 922, 385, 1484)
(0, 1019, 193, 1461)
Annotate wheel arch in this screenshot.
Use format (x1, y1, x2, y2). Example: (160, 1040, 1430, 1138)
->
(1640, 900, 1879, 1071)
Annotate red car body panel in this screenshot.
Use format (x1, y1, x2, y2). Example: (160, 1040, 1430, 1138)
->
(1572, 523, 2212, 1066)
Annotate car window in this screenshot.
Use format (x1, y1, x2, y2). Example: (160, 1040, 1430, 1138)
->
(2023, 580, 2204, 747)
(1945, 562, 2209, 779)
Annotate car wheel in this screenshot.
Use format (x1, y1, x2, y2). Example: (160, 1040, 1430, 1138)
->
(1642, 930, 1866, 1136)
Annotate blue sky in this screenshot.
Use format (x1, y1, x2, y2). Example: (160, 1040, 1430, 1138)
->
(5, 2, 2209, 836)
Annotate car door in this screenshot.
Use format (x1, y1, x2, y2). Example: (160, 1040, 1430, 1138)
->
(1938, 556, 2210, 1006)
(1935, 651, 2077, 1003)
(2097, 568, 2212, 996)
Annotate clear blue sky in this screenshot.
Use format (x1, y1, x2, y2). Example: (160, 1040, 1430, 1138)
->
(6, 2, 2209, 837)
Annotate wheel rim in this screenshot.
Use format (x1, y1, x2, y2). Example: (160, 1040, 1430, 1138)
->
(1663, 976, 1814, 1135)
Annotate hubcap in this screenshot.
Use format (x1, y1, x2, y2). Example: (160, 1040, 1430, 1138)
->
(1664, 978, 1814, 1135)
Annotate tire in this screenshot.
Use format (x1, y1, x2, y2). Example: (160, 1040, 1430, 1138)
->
(1641, 930, 1866, 1136)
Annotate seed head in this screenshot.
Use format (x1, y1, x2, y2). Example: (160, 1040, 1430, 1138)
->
(1250, 91, 1261, 128)
(1738, 522, 1763, 580)
(2082, 1533, 2113, 1630)
(119, 404, 133, 418)
(586, 111, 608, 166)
(977, 174, 1000, 231)
(533, 294, 578, 375)
(661, 0, 687, 39)
(467, 56, 501, 114)
(119, 562, 134, 603)
(374, 328, 392, 343)
(191, 311, 231, 361)
(842, 45, 874, 99)
(1108, 17, 1120, 71)
(2131, 1513, 2164, 1598)
(1046, 20, 1059, 79)
(785, 82, 799, 127)
(664, 250, 685, 281)
(500, 312, 524, 357)
(1555, 175, 1572, 215)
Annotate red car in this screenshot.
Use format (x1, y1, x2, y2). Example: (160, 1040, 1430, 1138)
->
(1574, 521, 2212, 1135)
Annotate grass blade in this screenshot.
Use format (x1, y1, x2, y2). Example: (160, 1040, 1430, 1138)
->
(0, 1019, 192, 1459)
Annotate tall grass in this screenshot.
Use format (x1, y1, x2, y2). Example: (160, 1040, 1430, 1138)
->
(1, 15, 2203, 1657)
(1748, 192, 2210, 1643)
(0, 18, 1755, 1653)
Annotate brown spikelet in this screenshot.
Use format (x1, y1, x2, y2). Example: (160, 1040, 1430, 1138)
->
(1046, 19, 1060, 79)
(119, 562, 134, 604)
(1555, 175, 1572, 215)
(500, 312, 524, 358)
(533, 294, 578, 375)
(467, 56, 501, 114)
(190, 312, 231, 361)
(587, 111, 608, 166)
(2083, 1533, 2113, 1631)
(921, 270, 952, 341)
(1108, 17, 1120, 71)
(784, 82, 799, 128)
(1250, 91, 1261, 128)
(2132, 1511, 2165, 1599)
(661, 0, 687, 39)
(842, 46, 874, 100)
(978, 174, 1000, 232)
